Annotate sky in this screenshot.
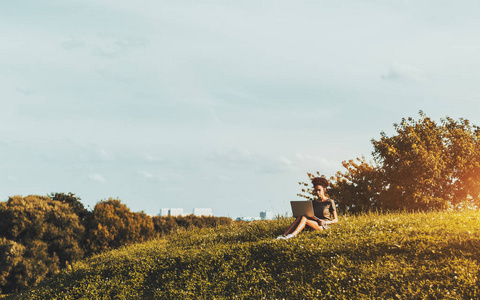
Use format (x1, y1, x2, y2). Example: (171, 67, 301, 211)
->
(2, 0, 480, 218)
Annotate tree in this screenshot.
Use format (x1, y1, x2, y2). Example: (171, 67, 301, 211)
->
(372, 112, 450, 210)
(0, 195, 84, 293)
(296, 172, 323, 201)
(329, 157, 382, 213)
(296, 166, 381, 214)
(85, 198, 156, 255)
(303, 111, 480, 212)
(372, 112, 480, 210)
(442, 117, 480, 206)
(49, 192, 90, 224)
(0, 238, 24, 293)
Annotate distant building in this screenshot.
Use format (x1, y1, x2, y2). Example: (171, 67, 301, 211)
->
(260, 211, 274, 220)
(169, 208, 184, 217)
(158, 208, 169, 217)
(193, 208, 212, 216)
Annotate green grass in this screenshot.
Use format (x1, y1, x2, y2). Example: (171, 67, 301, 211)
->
(5, 210, 480, 299)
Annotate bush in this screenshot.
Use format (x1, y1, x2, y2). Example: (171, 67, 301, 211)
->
(85, 198, 156, 255)
(0, 195, 84, 293)
(49, 193, 91, 226)
(152, 215, 233, 236)
(0, 195, 232, 294)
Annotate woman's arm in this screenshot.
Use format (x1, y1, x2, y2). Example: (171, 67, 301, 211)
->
(324, 210, 338, 225)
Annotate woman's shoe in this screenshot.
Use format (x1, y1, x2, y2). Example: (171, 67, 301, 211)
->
(285, 234, 295, 239)
(276, 235, 286, 240)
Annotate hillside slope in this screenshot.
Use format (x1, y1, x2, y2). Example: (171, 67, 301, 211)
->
(6, 211, 480, 299)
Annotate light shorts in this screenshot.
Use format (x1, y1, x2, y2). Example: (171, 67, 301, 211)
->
(309, 217, 329, 230)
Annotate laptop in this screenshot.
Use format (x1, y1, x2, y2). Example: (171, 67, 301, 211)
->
(290, 201, 315, 218)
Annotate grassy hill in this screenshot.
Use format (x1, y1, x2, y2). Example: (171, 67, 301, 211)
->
(6, 210, 480, 299)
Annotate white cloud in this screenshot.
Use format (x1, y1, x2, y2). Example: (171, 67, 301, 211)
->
(292, 153, 341, 175)
(97, 148, 113, 161)
(450, 44, 480, 53)
(381, 62, 427, 82)
(143, 153, 164, 163)
(137, 170, 155, 179)
(157, 173, 184, 182)
(217, 174, 231, 181)
(15, 87, 35, 96)
(137, 169, 184, 182)
(69, 143, 114, 163)
(211, 148, 281, 172)
(213, 148, 252, 164)
(211, 148, 298, 173)
(279, 156, 293, 166)
(61, 37, 86, 50)
(209, 148, 342, 175)
(61, 33, 148, 58)
(89, 173, 107, 183)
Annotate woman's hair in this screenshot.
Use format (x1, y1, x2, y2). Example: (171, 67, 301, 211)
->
(312, 177, 329, 188)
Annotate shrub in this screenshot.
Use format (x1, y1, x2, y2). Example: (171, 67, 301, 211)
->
(49, 193, 91, 225)
(0, 195, 84, 293)
(85, 198, 156, 255)
(152, 215, 233, 236)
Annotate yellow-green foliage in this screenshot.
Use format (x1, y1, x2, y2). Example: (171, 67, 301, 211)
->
(85, 198, 156, 255)
(302, 113, 480, 214)
(152, 215, 233, 236)
(7, 211, 480, 299)
(0, 195, 84, 293)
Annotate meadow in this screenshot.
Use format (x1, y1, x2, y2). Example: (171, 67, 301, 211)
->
(6, 210, 480, 299)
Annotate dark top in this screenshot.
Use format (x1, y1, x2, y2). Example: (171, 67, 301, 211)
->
(312, 199, 337, 220)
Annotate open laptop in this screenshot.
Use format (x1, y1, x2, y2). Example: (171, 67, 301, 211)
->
(290, 201, 315, 218)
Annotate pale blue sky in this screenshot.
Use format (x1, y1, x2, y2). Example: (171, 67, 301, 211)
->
(2, 0, 480, 217)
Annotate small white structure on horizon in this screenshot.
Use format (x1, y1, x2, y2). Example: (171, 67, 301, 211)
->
(169, 208, 184, 217)
(260, 211, 274, 220)
(193, 208, 212, 216)
(158, 208, 169, 217)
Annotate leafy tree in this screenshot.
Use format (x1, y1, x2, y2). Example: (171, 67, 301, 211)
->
(152, 215, 181, 235)
(0, 195, 84, 293)
(303, 112, 480, 212)
(49, 192, 90, 224)
(329, 157, 382, 213)
(372, 112, 480, 210)
(0, 238, 24, 293)
(85, 198, 156, 255)
(442, 117, 480, 206)
(296, 168, 380, 214)
(371, 112, 449, 210)
(296, 172, 325, 201)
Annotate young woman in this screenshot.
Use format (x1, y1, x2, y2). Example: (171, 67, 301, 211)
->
(277, 177, 338, 239)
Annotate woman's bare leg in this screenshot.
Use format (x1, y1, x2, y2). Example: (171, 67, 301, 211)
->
(283, 217, 303, 235)
(305, 219, 323, 231)
(291, 218, 324, 236)
(290, 216, 308, 236)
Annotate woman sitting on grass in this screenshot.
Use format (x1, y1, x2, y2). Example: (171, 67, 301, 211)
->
(277, 177, 338, 239)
